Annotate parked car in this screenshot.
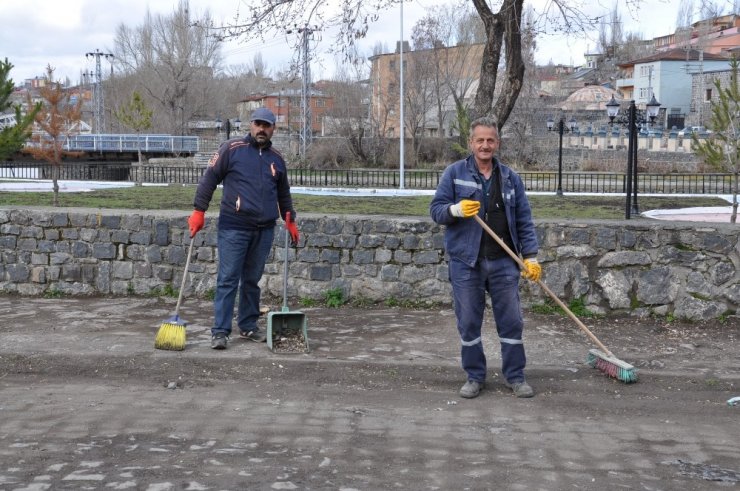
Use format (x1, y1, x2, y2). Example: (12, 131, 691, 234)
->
(677, 126, 712, 137)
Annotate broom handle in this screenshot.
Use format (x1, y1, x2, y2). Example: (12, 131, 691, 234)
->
(175, 236, 195, 317)
(473, 215, 614, 357)
(283, 224, 289, 310)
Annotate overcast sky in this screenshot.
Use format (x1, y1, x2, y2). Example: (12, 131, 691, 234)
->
(0, 0, 725, 86)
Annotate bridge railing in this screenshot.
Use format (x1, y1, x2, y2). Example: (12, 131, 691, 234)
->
(0, 163, 734, 195)
(24, 134, 200, 154)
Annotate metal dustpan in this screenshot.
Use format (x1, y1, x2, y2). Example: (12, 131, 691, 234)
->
(267, 225, 308, 353)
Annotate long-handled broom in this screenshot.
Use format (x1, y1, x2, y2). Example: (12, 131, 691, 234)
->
(473, 215, 638, 383)
(154, 236, 194, 351)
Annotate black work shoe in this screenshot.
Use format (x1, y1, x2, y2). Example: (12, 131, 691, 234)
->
(505, 380, 534, 398)
(239, 328, 267, 343)
(211, 333, 228, 350)
(459, 380, 483, 399)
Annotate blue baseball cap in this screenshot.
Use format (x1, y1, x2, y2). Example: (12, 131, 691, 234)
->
(250, 107, 276, 126)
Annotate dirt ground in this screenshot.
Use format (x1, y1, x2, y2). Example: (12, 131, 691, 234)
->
(0, 295, 738, 490)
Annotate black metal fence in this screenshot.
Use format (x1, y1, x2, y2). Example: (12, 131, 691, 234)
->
(0, 162, 735, 195)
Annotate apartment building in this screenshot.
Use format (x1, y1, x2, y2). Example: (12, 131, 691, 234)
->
(369, 42, 484, 138)
(237, 90, 333, 135)
(654, 14, 740, 56)
(616, 48, 731, 128)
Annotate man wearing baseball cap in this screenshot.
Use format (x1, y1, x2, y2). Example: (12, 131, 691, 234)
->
(189, 107, 299, 349)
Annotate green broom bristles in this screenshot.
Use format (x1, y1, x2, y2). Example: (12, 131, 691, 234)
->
(586, 349, 638, 383)
(154, 321, 186, 351)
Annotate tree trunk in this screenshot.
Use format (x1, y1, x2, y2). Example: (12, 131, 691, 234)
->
(471, 0, 525, 129)
(732, 171, 738, 224)
(52, 146, 61, 207)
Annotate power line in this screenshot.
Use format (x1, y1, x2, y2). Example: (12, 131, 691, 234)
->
(287, 25, 319, 159)
(85, 49, 114, 133)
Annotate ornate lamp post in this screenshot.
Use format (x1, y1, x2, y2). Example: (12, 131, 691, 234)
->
(606, 95, 660, 219)
(547, 115, 577, 196)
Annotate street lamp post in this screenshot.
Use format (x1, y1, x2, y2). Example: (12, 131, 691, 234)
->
(215, 116, 222, 140)
(547, 115, 577, 196)
(606, 95, 661, 219)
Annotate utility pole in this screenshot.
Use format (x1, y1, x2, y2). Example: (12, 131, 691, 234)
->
(85, 49, 114, 134)
(399, 1, 405, 190)
(300, 26, 316, 159)
(288, 25, 318, 159)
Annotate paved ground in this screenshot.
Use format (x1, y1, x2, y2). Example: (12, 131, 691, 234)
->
(0, 295, 738, 490)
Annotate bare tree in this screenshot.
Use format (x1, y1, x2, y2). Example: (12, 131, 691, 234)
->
(320, 58, 373, 164)
(411, 14, 454, 138)
(409, 3, 485, 140)
(400, 49, 438, 165)
(204, 0, 611, 129)
(371, 42, 390, 56)
(112, 0, 223, 134)
(598, 4, 623, 59)
(675, 0, 695, 48)
(25, 66, 83, 207)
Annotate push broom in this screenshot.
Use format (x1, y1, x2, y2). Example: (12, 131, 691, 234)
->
(473, 215, 638, 383)
(154, 236, 194, 351)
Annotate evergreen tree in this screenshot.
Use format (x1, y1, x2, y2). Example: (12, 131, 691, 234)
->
(692, 57, 740, 224)
(0, 58, 40, 160)
(114, 91, 153, 167)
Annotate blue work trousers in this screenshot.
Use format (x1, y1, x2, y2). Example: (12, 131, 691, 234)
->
(212, 227, 275, 336)
(450, 256, 526, 384)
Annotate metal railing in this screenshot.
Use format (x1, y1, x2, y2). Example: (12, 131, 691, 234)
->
(24, 134, 200, 154)
(0, 163, 734, 195)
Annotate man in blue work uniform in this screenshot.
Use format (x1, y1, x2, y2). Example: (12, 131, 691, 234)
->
(188, 107, 299, 350)
(430, 116, 541, 399)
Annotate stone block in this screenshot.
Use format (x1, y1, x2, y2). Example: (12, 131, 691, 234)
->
(7, 264, 29, 282)
(130, 231, 151, 245)
(92, 243, 116, 259)
(320, 249, 341, 264)
(50, 252, 72, 265)
(674, 296, 727, 321)
(352, 249, 375, 265)
(596, 270, 632, 309)
(374, 248, 392, 263)
(637, 267, 678, 305)
(413, 250, 440, 264)
(100, 215, 121, 229)
(72, 241, 90, 258)
(381, 264, 400, 281)
(597, 251, 652, 267)
(21, 226, 43, 239)
(309, 265, 332, 281)
(153, 221, 169, 246)
(61, 264, 82, 282)
(79, 228, 98, 242)
(18, 238, 37, 251)
(31, 253, 48, 265)
(111, 230, 130, 244)
(112, 261, 134, 280)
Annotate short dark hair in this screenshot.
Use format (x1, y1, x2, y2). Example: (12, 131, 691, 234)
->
(470, 116, 498, 134)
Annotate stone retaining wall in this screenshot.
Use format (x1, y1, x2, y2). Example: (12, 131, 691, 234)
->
(1, 207, 737, 321)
